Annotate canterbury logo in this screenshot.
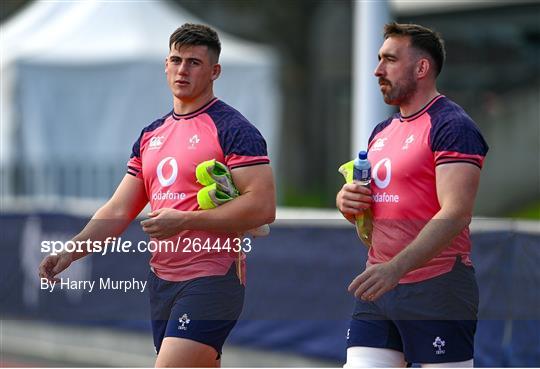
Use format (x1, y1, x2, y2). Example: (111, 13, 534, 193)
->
(156, 157, 178, 187)
(149, 136, 164, 149)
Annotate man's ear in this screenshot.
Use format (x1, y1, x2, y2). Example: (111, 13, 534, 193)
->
(164, 57, 168, 73)
(416, 58, 431, 79)
(211, 64, 221, 81)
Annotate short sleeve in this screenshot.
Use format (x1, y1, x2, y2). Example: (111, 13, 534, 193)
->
(223, 122, 270, 169)
(430, 117, 489, 169)
(208, 104, 270, 169)
(127, 134, 143, 179)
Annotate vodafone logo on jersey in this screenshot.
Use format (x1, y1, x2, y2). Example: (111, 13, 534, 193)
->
(156, 157, 178, 187)
(372, 158, 391, 189)
(153, 157, 186, 201)
(372, 158, 400, 203)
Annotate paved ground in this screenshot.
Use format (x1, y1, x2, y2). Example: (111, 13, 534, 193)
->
(1, 320, 340, 367)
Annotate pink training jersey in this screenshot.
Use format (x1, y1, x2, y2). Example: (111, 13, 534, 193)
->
(367, 95, 488, 283)
(127, 98, 269, 282)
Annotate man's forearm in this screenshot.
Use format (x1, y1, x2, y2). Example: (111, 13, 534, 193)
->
(184, 192, 275, 233)
(390, 213, 471, 276)
(66, 205, 136, 262)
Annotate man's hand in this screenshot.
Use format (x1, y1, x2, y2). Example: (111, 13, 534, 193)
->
(38, 252, 73, 282)
(348, 261, 404, 301)
(336, 183, 372, 223)
(140, 208, 189, 240)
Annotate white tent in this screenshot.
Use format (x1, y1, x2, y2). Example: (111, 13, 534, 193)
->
(0, 0, 280, 198)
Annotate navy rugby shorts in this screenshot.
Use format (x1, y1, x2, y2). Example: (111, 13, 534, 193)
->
(148, 263, 244, 357)
(347, 257, 479, 364)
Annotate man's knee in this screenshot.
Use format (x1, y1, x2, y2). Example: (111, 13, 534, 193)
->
(155, 337, 219, 368)
(344, 346, 406, 368)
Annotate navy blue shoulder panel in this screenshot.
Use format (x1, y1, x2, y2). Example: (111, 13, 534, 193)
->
(368, 115, 397, 146)
(428, 97, 489, 155)
(130, 111, 172, 158)
(205, 100, 268, 157)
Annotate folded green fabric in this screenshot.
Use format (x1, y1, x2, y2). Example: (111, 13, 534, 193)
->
(196, 159, 270, 237)
(338, 160, 372, 247)
(196, 159, 239, 198)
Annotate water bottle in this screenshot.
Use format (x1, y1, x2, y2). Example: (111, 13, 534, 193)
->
(353, 151, 371, 186)
(353, 151, 373, 246)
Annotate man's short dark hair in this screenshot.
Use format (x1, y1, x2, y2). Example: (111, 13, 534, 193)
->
(169, 23, 221, 62)
(384, 22, 446, 76)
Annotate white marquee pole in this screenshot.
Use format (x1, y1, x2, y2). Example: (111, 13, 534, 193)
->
(351, 0, 391, 157)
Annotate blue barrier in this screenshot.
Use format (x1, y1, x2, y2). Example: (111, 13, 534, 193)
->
(1, 212, 539, 366)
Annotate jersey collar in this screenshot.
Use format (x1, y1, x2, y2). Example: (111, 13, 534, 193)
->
(172, 98, 219, 120)
(399, 95, 444, 122)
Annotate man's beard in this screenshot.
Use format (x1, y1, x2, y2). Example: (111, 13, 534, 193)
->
(380, 75, 417, 106)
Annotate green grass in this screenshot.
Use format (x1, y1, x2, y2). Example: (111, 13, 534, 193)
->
(281, 187, 332, 208)
(509, 200, 540, 220)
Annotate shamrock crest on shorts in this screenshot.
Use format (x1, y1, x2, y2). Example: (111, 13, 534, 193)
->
(178, 313, 191, 330)
(433, 336, 446, 355)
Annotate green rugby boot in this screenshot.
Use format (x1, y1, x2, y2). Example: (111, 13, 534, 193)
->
(196, 159, 270, 238)
(196, 183, 235, 210)
(196, 159, 238, 198)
